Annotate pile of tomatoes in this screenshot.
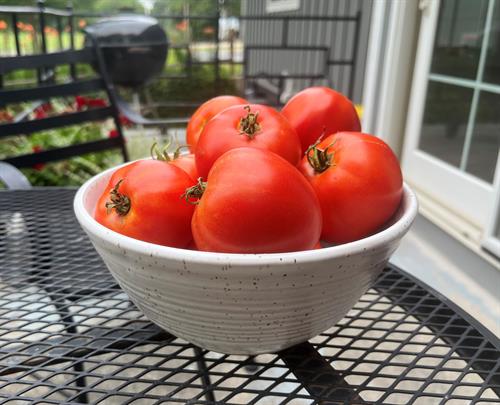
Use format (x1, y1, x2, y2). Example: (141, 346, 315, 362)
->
(95, 87, 403, 254)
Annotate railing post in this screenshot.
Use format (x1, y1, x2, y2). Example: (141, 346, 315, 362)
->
(214, 1, 221, 92)
(56, 16, 63, 50)
(38, 0, 47, 54)
(67, 1, 76, 80)
(36, 0, 47, 84)
(12, 13, 21, 56)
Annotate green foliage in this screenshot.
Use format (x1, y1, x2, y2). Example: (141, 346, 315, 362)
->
(0, 98, 123, 187)
(0, 124, 122, 186)
(0, 125, 122, 186)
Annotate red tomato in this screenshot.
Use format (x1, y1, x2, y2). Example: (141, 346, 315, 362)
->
(299, 132, 403, 244)
(195, 104, 301, 179)
(95, 160, 195, 247)
(186, 95, 247, 152)
(281, 87, 361, 154)
(312, 241, 322, 250)
(151, 144, 198, 181)
(189, 148, 322, 253)
(170, 153, 198, 181)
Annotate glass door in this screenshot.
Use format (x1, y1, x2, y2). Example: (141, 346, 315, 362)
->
(403, 0, 500, 249)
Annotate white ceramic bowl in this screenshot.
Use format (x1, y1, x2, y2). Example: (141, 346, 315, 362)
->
(74, 164, 418, 355)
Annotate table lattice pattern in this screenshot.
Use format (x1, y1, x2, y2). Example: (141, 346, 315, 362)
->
(0, 189, 499, 404)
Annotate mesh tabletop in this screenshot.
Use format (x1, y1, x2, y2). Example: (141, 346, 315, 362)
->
(0, 188, 499, 405)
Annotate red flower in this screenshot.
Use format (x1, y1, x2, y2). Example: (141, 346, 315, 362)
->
(119, 114, 133, 127)
(44, 26, 58, 36)
(75, 96, 107, 110)
(176, 20, 188, 32)
(203, 26, 215, 35)
(32, 145, 45, 171)
(17, 22, 34, 32)
(75, 95, 89, 111)
(108, 129, 119, 138)
(87, 98, 107, 108)
(41, 102, 52, 113)
(34, 108, 47, 119)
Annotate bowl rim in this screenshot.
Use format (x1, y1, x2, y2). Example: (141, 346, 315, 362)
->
(74, 162, 418, 265)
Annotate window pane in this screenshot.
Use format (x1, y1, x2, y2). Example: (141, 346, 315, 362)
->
(483, 0, 500, 85)
(431, 0, 488, 79)
(465, 91, 500, 183)
(419, 81, 474, 167)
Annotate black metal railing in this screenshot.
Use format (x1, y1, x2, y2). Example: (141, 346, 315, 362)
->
(0, 0, 363, 112)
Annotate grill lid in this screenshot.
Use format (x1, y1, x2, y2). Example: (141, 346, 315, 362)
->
(85, 14, 168, 88)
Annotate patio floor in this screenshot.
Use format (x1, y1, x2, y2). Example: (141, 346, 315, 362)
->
(391, 214, 500, 337)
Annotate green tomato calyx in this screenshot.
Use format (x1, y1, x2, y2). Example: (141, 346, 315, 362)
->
(106, 179, 131, 216)
(239, 105, 261, 138)
(306, 139, 336, 173)
(182, 177, 207, 205)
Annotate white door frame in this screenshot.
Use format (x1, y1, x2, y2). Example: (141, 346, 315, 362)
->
(483, 154, 500, 257)
(401, 0, 498, 238)
(361, 0, 420, 157)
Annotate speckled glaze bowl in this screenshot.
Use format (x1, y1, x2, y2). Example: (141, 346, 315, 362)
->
(74, 164, 418, 355)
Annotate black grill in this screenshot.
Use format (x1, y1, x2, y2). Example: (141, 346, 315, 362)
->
(0, 189, 498, 404)
(85, 14, 168, 88)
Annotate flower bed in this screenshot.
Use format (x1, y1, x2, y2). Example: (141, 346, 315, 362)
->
(0, 96, 125, 187)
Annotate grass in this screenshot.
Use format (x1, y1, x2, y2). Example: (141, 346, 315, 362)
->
(0, 30, 85, 55)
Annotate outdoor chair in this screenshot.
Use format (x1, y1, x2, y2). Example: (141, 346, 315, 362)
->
(0, 36, 189, 171)
(0, 45, 129, 167)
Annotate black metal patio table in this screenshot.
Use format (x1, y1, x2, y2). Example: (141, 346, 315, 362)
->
(0, 188, 499, 405)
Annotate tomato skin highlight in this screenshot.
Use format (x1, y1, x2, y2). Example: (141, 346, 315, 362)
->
(281, 86, 361, 154)
(186, 95, 247, 153)
(192, 147, 322, 254)
(299, 132, 403, 244)
(95, 160, 195, 248)
(195, 104, 301, 179)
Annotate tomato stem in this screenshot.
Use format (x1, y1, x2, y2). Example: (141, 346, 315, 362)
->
(306, 139, 336, 173)
(182, 177, 207, 205)
(238, 105, 261, 138)
(105, 179, 131, 216)
(151, 141, 189, 161)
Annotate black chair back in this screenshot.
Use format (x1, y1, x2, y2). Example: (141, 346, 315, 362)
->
(0, 46, 128, 168)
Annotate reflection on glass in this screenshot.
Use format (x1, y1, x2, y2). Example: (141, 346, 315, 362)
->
(431, 0, 488, 79)
(483, 0, 500, 85)
(465, 91, 500, 183)
(419, 81, 473, 167)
